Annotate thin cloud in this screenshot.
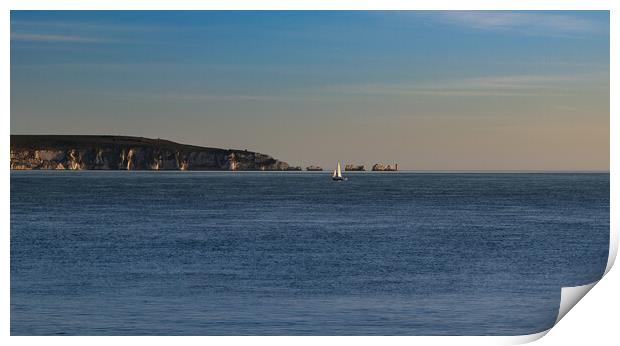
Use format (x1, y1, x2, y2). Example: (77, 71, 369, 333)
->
(154, 93, 300, 102)
(11, 20, 166, 33)
(322, 74, 602, 97)
(435, 11, 602, 36)
(11, 32, 105, 43)
(11, 19, 159, 44)
(67, 89, 321, 103)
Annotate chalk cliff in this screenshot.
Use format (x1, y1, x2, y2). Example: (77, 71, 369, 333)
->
(10, 135, 292, 171)
(344, 164, 365, 171)
(372, 163, 398, 171)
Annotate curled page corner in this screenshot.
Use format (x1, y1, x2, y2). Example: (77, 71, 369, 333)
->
(498, 282, 598, 346)
(604, 225, 618, 276)
(506, 229, 616, 345)
(555, 281, 598, 324)
(497, 329, 550, 345)
(546, 225, 615, 334)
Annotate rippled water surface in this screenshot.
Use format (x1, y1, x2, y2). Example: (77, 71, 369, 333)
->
(10, 171, 609, 335)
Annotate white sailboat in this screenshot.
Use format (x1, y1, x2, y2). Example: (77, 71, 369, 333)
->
(332, 161, 344, 181)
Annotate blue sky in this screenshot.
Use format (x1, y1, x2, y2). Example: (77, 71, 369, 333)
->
(10, 11, 610, 170)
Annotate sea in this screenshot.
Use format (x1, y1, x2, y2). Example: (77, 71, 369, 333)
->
(10, 171, 609, 335)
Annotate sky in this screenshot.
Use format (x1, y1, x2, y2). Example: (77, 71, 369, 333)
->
(10, 11, 610, 171)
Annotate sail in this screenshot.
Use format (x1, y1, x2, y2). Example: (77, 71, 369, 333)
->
(332, 169, 337, 178)
(336, 162, 342, 178)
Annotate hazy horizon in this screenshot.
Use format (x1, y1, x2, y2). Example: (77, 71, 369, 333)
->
(11, 11, 610, 170)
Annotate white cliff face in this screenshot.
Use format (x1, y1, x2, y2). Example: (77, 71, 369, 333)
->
(35, 150, 65, 162)
(10, 136, 291, 171)
(11, 146, 289, 171)
(228, 153, 237, 171)
(152, 150, 178, 170)
(126, 148, 141, 170)
(68, 150, 84, 170)
(371, 163, 398, 171)
(119, 149, 127, 170)
(95, 149, 113, 169)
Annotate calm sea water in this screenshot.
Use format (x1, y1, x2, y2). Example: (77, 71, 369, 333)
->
(10, 171, 609, 335)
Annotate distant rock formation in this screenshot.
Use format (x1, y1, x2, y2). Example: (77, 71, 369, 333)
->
(372, 163, 398, 171)
(10, 135, 292, 171)
(345, 164, 365, 171)
(286, 166, 302, 171)
(306, 165, 323, 171)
